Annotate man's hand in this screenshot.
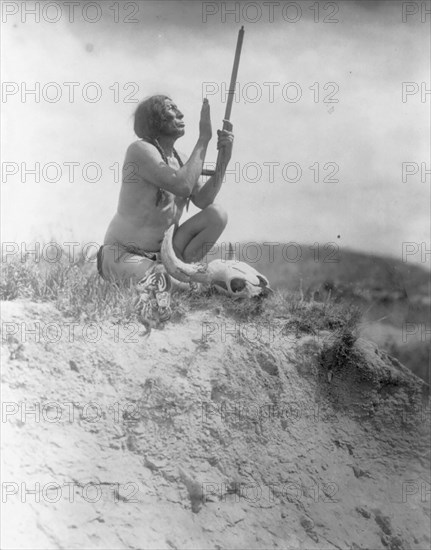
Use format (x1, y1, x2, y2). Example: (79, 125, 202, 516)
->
(217, 120, 234, 164)
(199, 98, 212, 143)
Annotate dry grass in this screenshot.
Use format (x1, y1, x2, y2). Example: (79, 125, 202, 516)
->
(1, 249, 363, 363)
(1, 252, 136, 322)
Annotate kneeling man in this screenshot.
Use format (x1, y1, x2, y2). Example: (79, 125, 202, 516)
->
(97, 95, 233, 319)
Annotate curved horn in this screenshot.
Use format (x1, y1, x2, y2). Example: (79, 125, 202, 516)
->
(161, 225, 211, 283)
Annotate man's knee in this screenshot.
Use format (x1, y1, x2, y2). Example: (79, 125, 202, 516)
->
(205, 203, 228, 229)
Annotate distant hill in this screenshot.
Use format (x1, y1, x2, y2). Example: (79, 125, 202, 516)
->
(208, 243, 428, 300)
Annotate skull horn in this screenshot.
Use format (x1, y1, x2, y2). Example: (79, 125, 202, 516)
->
(161, 225, 211, 283)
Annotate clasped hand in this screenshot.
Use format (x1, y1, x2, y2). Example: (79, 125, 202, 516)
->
(199, 99, 234, 162)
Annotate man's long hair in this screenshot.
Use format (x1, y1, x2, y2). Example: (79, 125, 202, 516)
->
(133, 95, 171, 139)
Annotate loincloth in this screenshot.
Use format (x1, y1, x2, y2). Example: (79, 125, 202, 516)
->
(97, 243, 161, 283)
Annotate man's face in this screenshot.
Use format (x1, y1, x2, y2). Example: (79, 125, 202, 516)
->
(159, 99, 185, 138)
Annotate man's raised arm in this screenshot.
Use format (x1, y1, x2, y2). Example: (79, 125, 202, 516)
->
(191, 122, 234, 209)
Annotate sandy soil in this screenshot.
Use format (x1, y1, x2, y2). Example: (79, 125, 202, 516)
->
(1, 299, 430, 549)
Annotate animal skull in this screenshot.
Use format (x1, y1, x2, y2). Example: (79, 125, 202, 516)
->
(161, 225, 272, 298)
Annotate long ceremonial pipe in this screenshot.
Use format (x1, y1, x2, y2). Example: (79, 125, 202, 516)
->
(201, 25, 245, 178)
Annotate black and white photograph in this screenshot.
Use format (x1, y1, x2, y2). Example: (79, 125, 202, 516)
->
(1, 0, 430, 548)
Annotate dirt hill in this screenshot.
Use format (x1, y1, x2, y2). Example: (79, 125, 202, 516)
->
(1, 299, 430, 550)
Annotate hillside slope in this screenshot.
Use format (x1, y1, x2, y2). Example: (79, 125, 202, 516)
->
(1, 299, 430, 550)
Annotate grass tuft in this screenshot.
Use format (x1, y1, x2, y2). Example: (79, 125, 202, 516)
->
(318, 306, 363, 373)
(1, 254, 136, 322)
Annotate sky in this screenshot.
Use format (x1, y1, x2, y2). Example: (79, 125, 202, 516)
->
(1, 0, 430, 266)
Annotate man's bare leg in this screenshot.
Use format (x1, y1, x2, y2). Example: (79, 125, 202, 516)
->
(173, 204, 228, 262)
